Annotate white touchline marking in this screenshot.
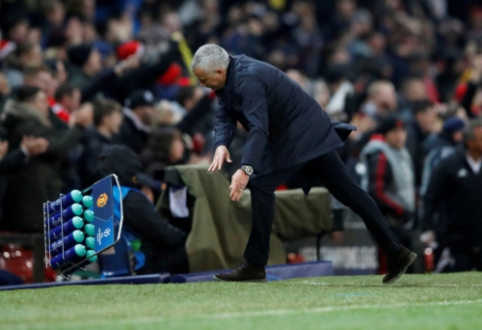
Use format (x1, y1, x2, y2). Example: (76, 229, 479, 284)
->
(301, 281, 482, 287)
(210, 299, 482, 318)
(14, 298, 482, 330)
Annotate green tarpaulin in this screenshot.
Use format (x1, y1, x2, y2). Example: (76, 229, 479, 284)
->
(156, 165, 332, 273)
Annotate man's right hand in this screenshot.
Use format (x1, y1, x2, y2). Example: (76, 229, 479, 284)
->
(208, 145, 232, 172)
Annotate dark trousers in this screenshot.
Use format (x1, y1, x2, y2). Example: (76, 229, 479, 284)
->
(245, 150, 403, 266)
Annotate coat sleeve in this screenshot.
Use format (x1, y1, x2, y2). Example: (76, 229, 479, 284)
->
(0, 149, 27, 174)
(421, 158, 450, 231)
(239, 75, 269, 172)
(112, 50, 178, 102)
(213, 96, 236, 149)
(44, 126, 83, 158)
(80, 69, 118, 102)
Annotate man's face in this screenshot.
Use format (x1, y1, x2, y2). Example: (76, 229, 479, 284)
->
(85, 49, 102, 74)
(61, 89, 81, 112)
(453, 130, 463, 143)
(135, 105, 155, 126)
(169, 137, 185, 163)
(375, 85, 397, 113)
(20, 44, 42, 66)
(25, 71, 55, 97)
(416, 107, 437, 133)
(404, 80, 427, 101)
(385, 127, 407, 150)
(105, 111, 123, 134)
(193, 67, 227, 91)
(31, 91, 49, 116)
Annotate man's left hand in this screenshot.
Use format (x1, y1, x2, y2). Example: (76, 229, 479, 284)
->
(230, 169, 249, 201)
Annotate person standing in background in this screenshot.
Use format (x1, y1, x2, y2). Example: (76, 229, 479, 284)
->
(421, 120, 482, 272)
(360, 117, 415, 272)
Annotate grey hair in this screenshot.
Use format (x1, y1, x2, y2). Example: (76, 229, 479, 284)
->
(191, 44, 229, 75)
(463, 119, 482, 143)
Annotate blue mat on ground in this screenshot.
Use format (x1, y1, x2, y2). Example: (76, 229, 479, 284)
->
(171, 261, 333, 283)
(0, 274, 170, 291)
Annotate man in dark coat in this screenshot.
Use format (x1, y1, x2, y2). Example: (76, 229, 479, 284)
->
(421, 120, 482, 272)
(192, 44, 416, 284)
(114, 90, 155, 154)
(1, 86, 88, 232)
(78, 99, 123, 189)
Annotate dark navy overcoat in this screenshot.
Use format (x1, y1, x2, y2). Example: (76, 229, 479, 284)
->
(214, 55, 355, 186)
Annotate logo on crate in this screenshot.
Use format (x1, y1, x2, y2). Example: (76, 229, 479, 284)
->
(96, 193, 108, 207)
(96, 227, 112, 245)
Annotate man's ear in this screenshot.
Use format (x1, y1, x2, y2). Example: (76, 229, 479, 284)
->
(215, 68, 225, 76)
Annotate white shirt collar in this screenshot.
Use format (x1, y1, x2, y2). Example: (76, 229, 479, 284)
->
(466, 155, 482, 174)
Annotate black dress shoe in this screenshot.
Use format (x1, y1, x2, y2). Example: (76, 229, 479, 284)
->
(383, 247, 417, 284)
(214, 261, 267, 283)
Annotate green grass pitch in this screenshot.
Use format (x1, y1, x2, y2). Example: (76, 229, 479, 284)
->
(1, 272, 481, 330)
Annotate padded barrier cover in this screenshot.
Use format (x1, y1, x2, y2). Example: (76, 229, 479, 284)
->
(0, 274, 170, 291)
(157, 165, 332, 273)
(170, 261, 333, 283)
(0, 262, 333, 290)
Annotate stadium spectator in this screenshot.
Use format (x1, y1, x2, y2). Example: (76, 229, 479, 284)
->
(398, 77, 430, 121)
(78, 98, 123, 189)
(361, 80, 397, 122)
(422, 116, 466, 158)
(173, 86, 216, 137)
(421, 119, 482, 272)
(1, 86, 89, 232)
(140, 127, 185, 181)
(22, 66, 57, 103)
(323, 65, 354, 121)
(66, 44, 103, 88)
(0, 133, 50, 226)
(359, 116, 415, 270)
(52, 83, 81, 122)
(460, 50, 482, 118)
(2, 42, 42, 88)
(419, 116, 466, 271)
(405, 100, 438, 185)
(115, 90, 155, 154)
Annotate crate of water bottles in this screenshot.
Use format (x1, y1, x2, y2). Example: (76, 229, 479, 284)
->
(43, 174, 124, 276)
(43, 189, 97, 274)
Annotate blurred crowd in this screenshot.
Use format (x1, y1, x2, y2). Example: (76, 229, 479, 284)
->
(0, 0, 481, 274)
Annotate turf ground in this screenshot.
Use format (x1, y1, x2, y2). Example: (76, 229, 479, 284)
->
(1, 272, 481, 330)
